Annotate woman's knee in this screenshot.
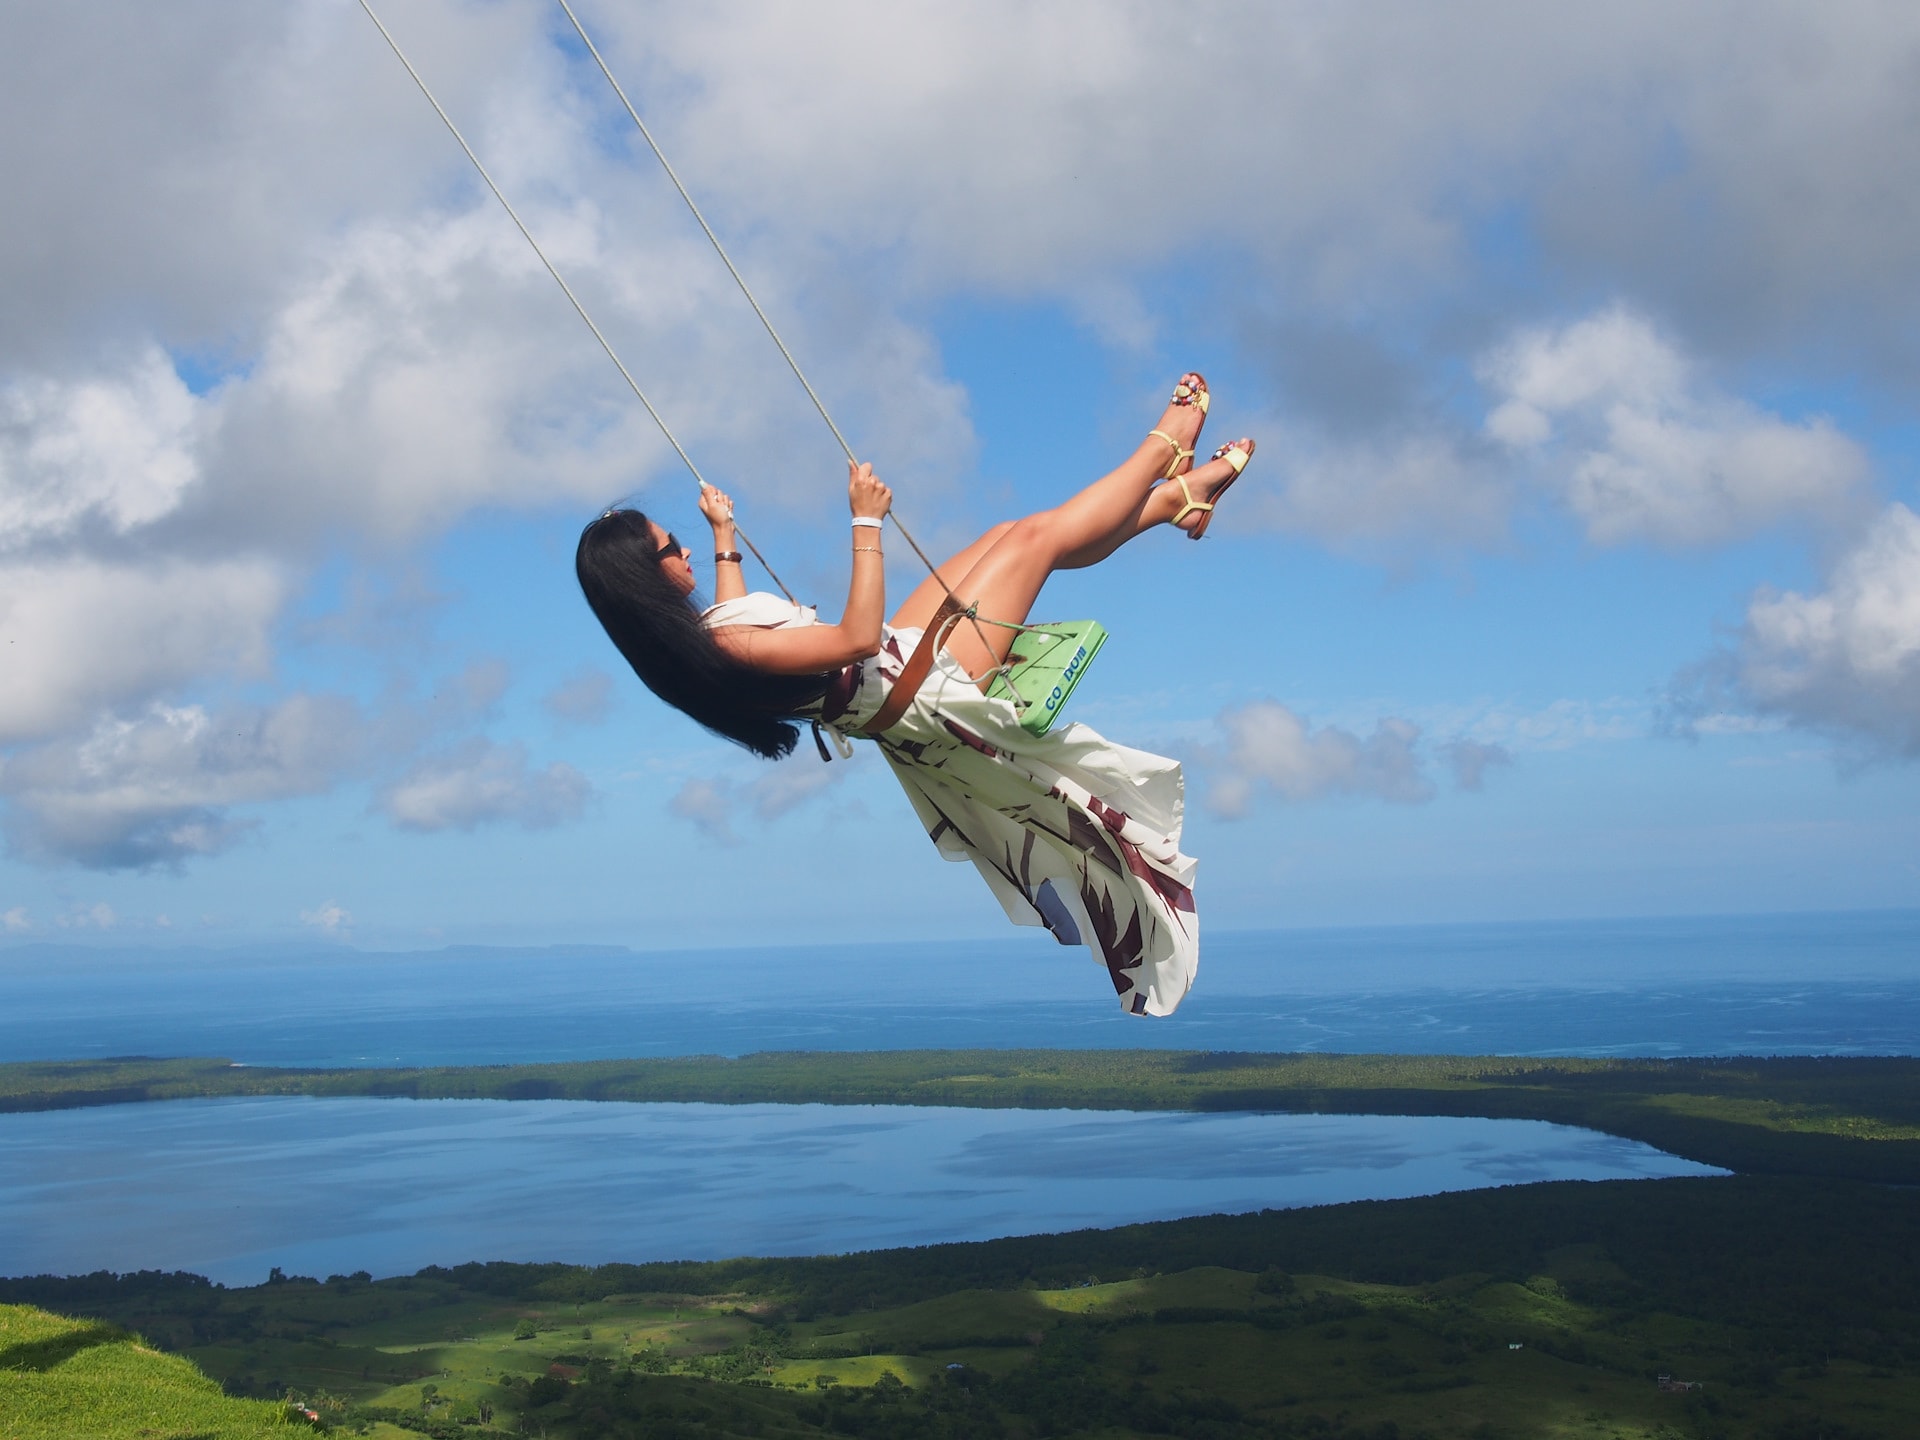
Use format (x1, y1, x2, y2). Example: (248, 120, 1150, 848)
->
(1004, 509, 1073, 557)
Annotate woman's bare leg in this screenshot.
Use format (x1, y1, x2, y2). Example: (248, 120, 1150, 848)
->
(889, 522, 1015, 631)
(931, 446, 1248, 679)
(892, 375, 1208, 634)
(1058, 445, 1251, 568)
(885, 376, 1259, 686)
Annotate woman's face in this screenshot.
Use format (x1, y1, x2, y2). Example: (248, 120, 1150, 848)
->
(649, 520, 696, 597)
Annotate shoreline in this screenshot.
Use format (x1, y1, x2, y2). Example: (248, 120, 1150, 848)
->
(3, 1049, 1917, 1180)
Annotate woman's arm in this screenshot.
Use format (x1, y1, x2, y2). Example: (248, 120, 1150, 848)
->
(710, 461, 892, 674)
(700, 485, 748, 605)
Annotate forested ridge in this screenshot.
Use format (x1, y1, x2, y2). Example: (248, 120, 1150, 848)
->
(6, 1175, 1917, 1438)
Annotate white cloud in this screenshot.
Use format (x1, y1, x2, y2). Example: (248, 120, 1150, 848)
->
(1688, 712, 1786, 737)
(1482, 308, 1867, 546)
(58, 903, 116, 930)
(1428, 696, 1648, 753)
(11, 2, 1908, 567)
(299, 900, 352, 935)
(1442, 739, 1513, 792)
(13, 0, 1915, 364)
(544, 668, 615, 726)
(744, 762, 841, 821)
(0, 662, 604, 865)
(295, 566, 449, 653)
(0, 696, 368, 869)
(0, 1, 587, 360)
(1236, 308, 1873, 559)
(0, 558, 286, 746)
(377, 737, 591, 832)
(1246, 428, 1514, 556)
(2, 906, 28, 932)
(439, 659, 510, 721)
(0, 620, 595, 869)
(206, 209, 673, 544)
(603, 1, 1920, 377)
(666, 754, 847, 841)
(1207, 700, 1435, 817)
(667, 776, 736, 844)
(0, 348, 204, 548)
(1693, 503, 1920, 754)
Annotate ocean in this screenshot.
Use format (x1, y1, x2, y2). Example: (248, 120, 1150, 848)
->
(2, 912, 1916, 1067)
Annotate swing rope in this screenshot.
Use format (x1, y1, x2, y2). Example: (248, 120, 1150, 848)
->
(549, 0, 997, 664)
(553, 0, 856, 472)
(356, 0, 797, 603)
(359, 0, 1015, 688)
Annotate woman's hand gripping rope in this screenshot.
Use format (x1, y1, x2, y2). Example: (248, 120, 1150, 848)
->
(848, 461, 893, 526)
(698, 482, 735, 531)
(700, 483, 748, 603)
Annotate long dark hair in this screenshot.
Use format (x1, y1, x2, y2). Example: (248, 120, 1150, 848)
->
(575, 509, 830, 759)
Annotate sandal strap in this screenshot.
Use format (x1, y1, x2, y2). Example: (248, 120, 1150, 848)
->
(1169, 475, 1214, 527)
(1148, 428, 1195, 481)
(1214, 442, 1251, 475)
(1148, 428, 1192, 459)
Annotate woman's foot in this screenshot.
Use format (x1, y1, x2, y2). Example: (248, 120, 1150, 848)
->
(1145, 372, 1209, 480)
(1165, 437, 1254, 539)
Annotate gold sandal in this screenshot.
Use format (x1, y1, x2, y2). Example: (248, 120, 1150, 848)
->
(1172, 438, 1253, 539)
(1147, 373, 1209, 480)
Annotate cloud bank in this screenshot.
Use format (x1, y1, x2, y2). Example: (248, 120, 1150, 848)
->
(1483, 308, 1867, 546)
(7, 0, 1920, 873)
(0, 697, 365, 869)
(0, 671, 595, 869)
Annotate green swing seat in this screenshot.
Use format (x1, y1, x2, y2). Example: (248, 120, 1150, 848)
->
(986, 618, 1109, 737)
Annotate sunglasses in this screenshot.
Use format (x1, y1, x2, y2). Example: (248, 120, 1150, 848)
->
(655, 532, 686, 560)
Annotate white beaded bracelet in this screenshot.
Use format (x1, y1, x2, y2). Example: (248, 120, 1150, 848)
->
(850, 516, 885, 529)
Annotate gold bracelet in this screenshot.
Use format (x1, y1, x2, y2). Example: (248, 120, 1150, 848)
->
(853, 545, 883, 554)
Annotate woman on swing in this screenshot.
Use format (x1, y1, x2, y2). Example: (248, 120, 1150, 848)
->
(577, 375, 1253, 1017)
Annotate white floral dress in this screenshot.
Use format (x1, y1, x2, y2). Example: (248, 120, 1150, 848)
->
(703, 593, 1199, 1016)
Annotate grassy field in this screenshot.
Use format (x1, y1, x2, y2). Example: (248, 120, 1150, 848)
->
(4, 1049, 1920, 1181)
(7, 1173, 1917, 1438)
(0, 1302, 292, 1439)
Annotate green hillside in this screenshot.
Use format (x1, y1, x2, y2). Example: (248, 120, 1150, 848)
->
(0, 1302, 292, 1440)
(8, 1175, 1918, 1437)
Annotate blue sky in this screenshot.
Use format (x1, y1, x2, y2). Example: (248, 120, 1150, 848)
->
(3, 1, 1919, 953)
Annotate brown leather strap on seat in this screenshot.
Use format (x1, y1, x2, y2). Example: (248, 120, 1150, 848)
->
(858, 596, 966, 737)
